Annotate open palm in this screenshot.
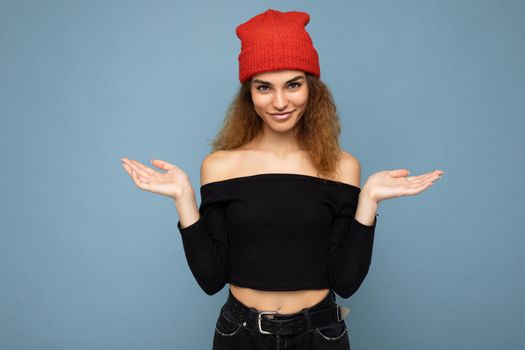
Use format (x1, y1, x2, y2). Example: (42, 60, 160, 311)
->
(365, 169, 444, 203)
(120, 158, 193, 200)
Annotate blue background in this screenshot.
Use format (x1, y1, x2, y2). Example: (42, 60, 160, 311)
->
(1, 0, 524, 349)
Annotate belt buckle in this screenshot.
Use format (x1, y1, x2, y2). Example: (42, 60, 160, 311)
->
(257, 311, 278, 335)
(337, 305, 350, 322)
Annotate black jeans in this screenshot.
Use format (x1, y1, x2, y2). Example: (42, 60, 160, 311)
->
(213, 289, 350, 349)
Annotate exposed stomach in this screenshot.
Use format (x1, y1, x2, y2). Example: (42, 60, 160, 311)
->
(229, 284, 331, 315)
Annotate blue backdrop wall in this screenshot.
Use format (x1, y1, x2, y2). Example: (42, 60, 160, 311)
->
(1, 0, 524, 349)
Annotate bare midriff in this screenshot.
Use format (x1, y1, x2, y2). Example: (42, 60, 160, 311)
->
(229, 284, 331, 315)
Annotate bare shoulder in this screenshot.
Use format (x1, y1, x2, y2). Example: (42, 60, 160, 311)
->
(337, 150, 361, 188)
(200, 150, 239, 187)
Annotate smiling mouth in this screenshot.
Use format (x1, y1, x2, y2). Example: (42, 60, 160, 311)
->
(270, 111, 295, 115)
(269, 111, 295, 121)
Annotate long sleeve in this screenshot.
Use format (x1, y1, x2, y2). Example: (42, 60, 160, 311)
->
(176, 192, 230, 295)
(328, 191, 377, 299)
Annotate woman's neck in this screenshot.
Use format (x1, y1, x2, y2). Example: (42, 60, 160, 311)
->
(247, 129, 305, 157)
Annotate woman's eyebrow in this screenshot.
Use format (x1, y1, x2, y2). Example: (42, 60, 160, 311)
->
(252, 75, 304, 85)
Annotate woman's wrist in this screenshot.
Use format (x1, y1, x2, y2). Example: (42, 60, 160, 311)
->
(355, 187, 379, 226)
(360, 184, 378, 204)
(174, 189, 200, 229)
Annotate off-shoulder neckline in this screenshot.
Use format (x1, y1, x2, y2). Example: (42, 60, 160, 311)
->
(200, 172, 361, 191)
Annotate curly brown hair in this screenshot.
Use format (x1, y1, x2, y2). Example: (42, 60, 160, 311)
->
(209, 73, 343, 181)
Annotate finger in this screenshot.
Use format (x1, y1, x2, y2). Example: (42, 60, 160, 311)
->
(122, 161, 148, 185)
(408, 172, 435, 185)
(423, 171, 443, 186)
(122, 162, 133, 177)
(429, 174, 443, 185)
(422, 170, 444, 179)
(122, 160, 154, 191)
(151, 159, 178, 171)
(405, 181, 433, 196)
(409, 174, 439, 189)
(122, 158, 140, 174)
(406, 170, 439, 183)
(122, 162, 141, 181)
(406, 173, 427, 183)
(126, 159, 153, 178)
(388, 169, 410, 178)
(402, 171, 442, 196)
(130, 167, 152, 190)
(129, 159, 155, 176)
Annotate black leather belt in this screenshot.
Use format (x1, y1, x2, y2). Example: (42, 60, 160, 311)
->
(222, 290, 350, 336)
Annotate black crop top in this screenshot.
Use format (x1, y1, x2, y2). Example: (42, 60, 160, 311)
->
(176, 173, 377, 299)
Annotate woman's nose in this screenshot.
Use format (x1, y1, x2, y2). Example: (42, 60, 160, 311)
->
(272, 90, 288, 109)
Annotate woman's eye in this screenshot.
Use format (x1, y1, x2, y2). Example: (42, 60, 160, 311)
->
(256, 83, 301, 92)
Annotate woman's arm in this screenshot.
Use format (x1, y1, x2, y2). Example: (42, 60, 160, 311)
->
(120, 156, 230, 295)
(327, 153, 377, 298)
(328, 153, 443, 299)
(328, 198, 377, 299)
(176, 196, 230, 296)
(355, 189, 379, 226)
(175, 153, 231, 295)
(175, 189, 200, 229)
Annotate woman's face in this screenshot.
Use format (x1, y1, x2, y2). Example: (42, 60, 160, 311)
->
(250, 70, 308, 132)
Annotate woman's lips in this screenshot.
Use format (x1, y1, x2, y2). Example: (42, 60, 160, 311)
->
(269, 110, 294, 120)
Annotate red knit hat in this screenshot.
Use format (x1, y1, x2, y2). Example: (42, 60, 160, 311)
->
(235, 9, 321, 84)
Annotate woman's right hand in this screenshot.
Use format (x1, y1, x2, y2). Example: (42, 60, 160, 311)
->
(120, 157, 194, 201)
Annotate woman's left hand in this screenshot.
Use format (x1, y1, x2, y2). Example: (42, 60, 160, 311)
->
(362, 169, 444, 203)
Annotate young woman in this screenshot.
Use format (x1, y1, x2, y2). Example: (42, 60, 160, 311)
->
(121, 9, 443, 350)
